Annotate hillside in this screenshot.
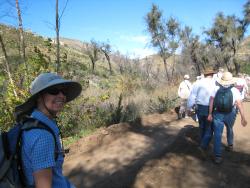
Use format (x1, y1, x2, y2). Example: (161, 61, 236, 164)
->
(59, 37, 89, 52)
(1, 23, 249, 78)
(0, 24, 89, 66)
(238, 36, 250, 60)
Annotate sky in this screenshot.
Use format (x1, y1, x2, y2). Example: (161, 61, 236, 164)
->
(0, 0, 248, 58)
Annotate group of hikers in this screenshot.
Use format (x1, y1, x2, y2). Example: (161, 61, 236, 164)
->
(177, 68, 249, 164)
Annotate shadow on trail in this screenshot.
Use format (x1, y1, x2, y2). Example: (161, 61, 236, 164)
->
(145, 125, 250, 188)
(66, 119, 250, 188)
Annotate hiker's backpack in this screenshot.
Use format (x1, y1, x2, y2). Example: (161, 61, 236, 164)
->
(0, 117, 57, 188)
(213, 86, 233, 113)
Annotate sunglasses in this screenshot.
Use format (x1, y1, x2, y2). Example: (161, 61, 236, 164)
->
(45, 87, 67, 96)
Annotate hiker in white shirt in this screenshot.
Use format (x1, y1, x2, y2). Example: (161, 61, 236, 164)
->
(187, 68, 216, 140)
(235, 73, 248, 100)
(178, 74, 192, 119)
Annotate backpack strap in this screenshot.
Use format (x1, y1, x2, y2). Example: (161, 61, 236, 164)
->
(0, 132, 12, 180)
(1, 132, 10, 158)
(0, 157, 12, 180)
(183, 80, 190, 91)
(20, 118, 59, 160)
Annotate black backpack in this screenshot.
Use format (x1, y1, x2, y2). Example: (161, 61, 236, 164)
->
(0, 117, 57, 188)
(213, 86, 233, 113)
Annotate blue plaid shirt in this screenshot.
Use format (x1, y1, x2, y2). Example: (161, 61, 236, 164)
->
(21, 109, 73, 188)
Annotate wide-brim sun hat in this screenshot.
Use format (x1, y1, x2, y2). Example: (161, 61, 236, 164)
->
(15, 72, 82, 118)
(203, 68, 216, 76)
(217, 72, 236, 86)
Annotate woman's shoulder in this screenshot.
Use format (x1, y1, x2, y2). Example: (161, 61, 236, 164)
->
(22, 128, 55, 145)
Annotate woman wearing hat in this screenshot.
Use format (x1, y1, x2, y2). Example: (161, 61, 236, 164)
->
(15, 73, 82, 188)
(204, 72, 247, 164)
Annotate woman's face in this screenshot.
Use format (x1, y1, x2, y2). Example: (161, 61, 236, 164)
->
(38, 87, 67, 117)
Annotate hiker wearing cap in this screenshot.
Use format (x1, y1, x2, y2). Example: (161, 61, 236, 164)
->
(187, 68, 216, 141)
(177, 74, 192, 119)
(15, 73, 82, 188)
(203, 72, 247, 164)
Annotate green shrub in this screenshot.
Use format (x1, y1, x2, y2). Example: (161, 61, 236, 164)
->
(109, 94, 123, 124)
(122, 101, 140, 123)
(105, 94, 140, 125)
(0, 82, 27, 131)
(147, 96, 178, 114)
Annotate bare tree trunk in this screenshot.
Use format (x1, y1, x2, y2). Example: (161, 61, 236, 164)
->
(15, 0, 27, 80)
(223, 57, 231, 72)
(163, 58, 169, 81)
(55, 0, 60, 73)
(107, 56, 112, 75)
(232, 46, 240, 75)
(171, 54, 175, 78)
(15, 0, 25, 61)
(118, 62, 124, 74)
(214, 54, 222, 70)
(0, 34, 18, 98)
(233, 58, 240, 75)
(193, 57, 201, 76)
(90, 58, 95, 73)
(191, 51, 201, 76)
(196, 63, 201, 76)
(103, 52, 112, 75)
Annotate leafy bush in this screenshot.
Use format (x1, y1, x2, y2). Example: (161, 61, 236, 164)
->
(147, 96, 178, 114)
(122, 101, 140, 123)
(116, 74, 141, 97)
(0, 83, 28, 131)
(105, 94, 140, 125)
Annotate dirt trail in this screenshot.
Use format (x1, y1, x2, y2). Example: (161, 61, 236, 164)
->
(64, 102, 250, 188)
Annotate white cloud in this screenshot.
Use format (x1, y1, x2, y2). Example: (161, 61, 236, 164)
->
(111, 34, 155, 59)
(127, 47, 156, 59)
(119, 35, 149, 44)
